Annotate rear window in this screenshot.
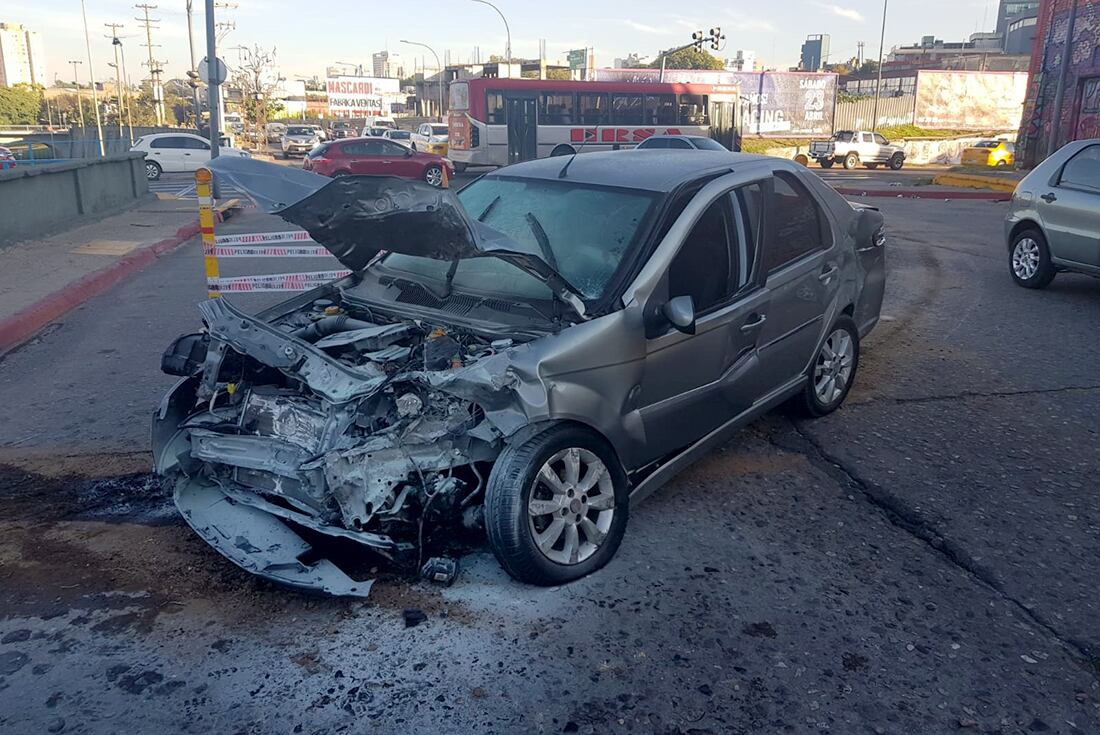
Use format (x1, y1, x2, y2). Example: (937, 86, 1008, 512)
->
(690, 137, 727, 151)
(832, 131, 854, 142)
(430, 124, 448, 136)
(974, 140, 998, 148)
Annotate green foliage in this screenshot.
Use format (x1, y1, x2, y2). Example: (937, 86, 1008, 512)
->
(650, 47, 725, 71)
(741, 137, 811, 153)
(546, 68, 572, 80)
(0, 84, 43, 125)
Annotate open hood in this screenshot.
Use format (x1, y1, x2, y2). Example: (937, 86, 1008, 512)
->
(207, 157, 587, 319)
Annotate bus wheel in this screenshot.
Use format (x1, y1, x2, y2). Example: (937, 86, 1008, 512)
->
(550, 145, 575, 157)
(453, 162, 467, 173)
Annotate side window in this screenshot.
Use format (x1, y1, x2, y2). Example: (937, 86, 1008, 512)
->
(362, 139, 388, 155)
(668, 138, 693, 150)
(611, 94, 643, 125)
(642, 137, 670, 149)
(486, 92, 506, 124)
(150, 136, 182, 149)
(734, 183, 764, 288)
(577, 93, 608, 124)
(678, 94, 708, 125)
(873, 133, 888, 145)
(380, 140, 407, 155)
(1058, 144, 1100, 193)
(340, 142, 366, 155)
(764, 173, 828, 272)
(539, 93, 574, 124)
(668, 197, 734, 314)
(183, 137, 209, 150)
(645, 94, 676, 125)
(861, 133, 874, 144)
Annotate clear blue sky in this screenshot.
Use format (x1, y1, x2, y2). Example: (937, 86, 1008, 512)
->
(7, 0, 1004, 86)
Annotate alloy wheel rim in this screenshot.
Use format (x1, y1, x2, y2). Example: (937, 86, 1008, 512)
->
(527, 447, 615, 565)
(145, 163, 158, 179)
(425, 167, 443, 186)
(814, 329, 854, 405)
(1012, 238, 1040, 279)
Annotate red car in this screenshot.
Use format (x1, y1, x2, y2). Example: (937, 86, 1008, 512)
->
(304, 138, 454, 187)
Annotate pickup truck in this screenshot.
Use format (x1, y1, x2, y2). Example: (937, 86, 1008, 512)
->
(809, 130, 906, 170)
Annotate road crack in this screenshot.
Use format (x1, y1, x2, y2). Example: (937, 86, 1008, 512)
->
(858, 383, 1100, 407)
(773, 420, 1100, 679)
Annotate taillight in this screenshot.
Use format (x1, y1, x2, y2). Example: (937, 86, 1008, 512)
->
(471, 125, 480, 148)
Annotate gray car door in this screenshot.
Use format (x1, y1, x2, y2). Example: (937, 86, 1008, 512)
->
(636, 183, 770, 463)
(750, 171, 841, 394)
(1038, 143, 1100, 268)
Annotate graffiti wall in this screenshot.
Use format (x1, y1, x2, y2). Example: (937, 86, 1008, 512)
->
(914, 70, 1029, 129)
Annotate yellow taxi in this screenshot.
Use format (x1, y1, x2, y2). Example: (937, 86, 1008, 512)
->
(961, 139, 1015, 168)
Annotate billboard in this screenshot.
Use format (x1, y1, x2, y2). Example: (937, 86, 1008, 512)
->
(592, 68, 837, 137)
(325, 75, 401, 118)
(914, 71, 1028, 130)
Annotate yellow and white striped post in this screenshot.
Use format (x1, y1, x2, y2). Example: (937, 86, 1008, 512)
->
(196, 167, 220, 298)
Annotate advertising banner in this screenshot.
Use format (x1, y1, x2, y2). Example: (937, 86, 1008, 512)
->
(914, 71, 1028, 130)
(326, 75, 401, 118)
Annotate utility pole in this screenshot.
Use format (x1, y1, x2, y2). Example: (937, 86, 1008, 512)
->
(186, 0, 203, 127)
(205, 0, 222, 159)
(857, 41, 865, 67)
(105, 24, 126, 138)
(871, 0, 888, 133)
(135, 4, 166, 126)
(69, 60, 87, 133)
(117, 39, 136, 144)
(1047, 0, 1078, 157)
(80, 0, 106, 156)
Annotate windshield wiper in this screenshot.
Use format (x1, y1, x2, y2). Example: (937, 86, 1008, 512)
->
(477, 195, 501, 222)
(524, 212, 559, 271)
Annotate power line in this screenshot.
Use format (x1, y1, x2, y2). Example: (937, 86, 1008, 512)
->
(134, 3, 166, 125)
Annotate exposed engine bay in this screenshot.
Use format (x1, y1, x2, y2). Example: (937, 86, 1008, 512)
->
(154, 290, 533, 596)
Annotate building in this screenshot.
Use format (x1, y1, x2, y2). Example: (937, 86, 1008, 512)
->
(1017, 0, 1100, 165)
(0, 22, 46, 87)
(613, 52, 651, 69)
(800, 34, 830, 72)
(372, 50, 405, 79)
(997, 0, 1041, 37)
(726, 50, 757, 72)
(887, 33, 1031, 71)
(1004, 6, 1040, 54)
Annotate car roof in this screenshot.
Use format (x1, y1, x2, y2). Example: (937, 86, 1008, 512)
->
(493, 150, 771, 192)
(643, 134, 710, 142)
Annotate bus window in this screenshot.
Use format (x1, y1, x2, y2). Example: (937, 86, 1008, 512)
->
(540, 93, 575, 125)
(577, 93, 608, 124)
(645, 94, 677, 125)
(612, 94, 643, 125)
(487, 92, 506, 124)
(678, 94, 709, 125)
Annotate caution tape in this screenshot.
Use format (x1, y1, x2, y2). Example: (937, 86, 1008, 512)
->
(208, 270, 352, 293)
(214, 230, 316, 246)
(204, 244, 330, 258)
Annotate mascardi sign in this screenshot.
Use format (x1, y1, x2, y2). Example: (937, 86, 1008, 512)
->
(325, 76, 401, 118)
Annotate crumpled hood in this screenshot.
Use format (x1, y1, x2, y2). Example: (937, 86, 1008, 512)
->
(207, 156, 588, 317)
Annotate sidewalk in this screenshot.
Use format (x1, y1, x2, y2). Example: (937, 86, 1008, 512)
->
(0, 197, 200, 353)
(932, 166, 1025, 192)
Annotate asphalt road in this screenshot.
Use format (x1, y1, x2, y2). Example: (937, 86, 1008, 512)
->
(1, 195, 1098, 734)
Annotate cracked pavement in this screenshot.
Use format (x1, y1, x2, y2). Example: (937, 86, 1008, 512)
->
(0, 198, 1098, 734)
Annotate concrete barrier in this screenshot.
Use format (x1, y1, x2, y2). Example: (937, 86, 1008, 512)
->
(0, 152, 149, 246)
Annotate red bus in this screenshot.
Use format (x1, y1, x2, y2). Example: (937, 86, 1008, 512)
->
(447, 77, 741, 171)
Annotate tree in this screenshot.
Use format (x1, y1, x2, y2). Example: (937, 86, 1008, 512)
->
(857, 60, 880, 75)
(0, 84, 43, 125)
(546, 68, 572, 80)
(231, 45, 281, 144)
(650, 47, 724, 71)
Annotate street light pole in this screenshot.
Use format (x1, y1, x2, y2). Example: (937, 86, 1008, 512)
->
(469, 0, 511, 65)
(80, 0, 106, 156)
(401, 40, 443, 121)
(105, 25, 125, 138)
(186, 0, 203, 128)
(871, 0, 888, 133)
(205, 0, 222, 159)
(69, 60, 87, 134)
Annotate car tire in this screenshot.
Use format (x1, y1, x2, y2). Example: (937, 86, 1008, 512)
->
(995, 160, 1008, 168)
(332, 170, 350, 178)
(819, 159, 834, 169)
(485, 424, 629, 586)
(145, 161, 162, 181)
(424, 164, 444, 187)
(888, 153, 904, 170)
(550, 144, 575, 157)
(843, 153, 859, 170)
(792, 316, 860, 418)
(864, 163, 879, 169)
(1009, 228, 1056, 289)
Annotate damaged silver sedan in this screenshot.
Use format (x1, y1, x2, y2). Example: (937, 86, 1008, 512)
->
(152, 151, 886, 595)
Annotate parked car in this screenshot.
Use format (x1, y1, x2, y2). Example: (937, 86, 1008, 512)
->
(1005, 138, 1100, 289)
(0, 146, 16, 170)
(131, 133, 251, 180)
(962, 139, 1015, 168)
(329, 120, 358, 139)
(635, 134, 729, 151)
(411, 122, 449, 155)
(372, 116, 397, 130)
(223, 112, 245, 136)
(154, 150, 886, 595)
(281, 125, 321, 157)
(303, 137, 454, 186)
(311, 125, 327, 141)
(810, 130, 905, 170)
(365, 126, 390, 137)
(265, 122, 287, 143)
(382, 129, 412, 144)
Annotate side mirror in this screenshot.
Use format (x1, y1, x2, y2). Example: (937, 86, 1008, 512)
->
(663, 295, 696, 335)
(405, 147, 413, 157)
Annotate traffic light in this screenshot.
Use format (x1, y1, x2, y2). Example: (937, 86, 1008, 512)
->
(692, 30, 704, 51)
(709, 27, 724, 51)
(186, 69, 201, 89)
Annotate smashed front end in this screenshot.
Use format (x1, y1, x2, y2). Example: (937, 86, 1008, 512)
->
(153, 295, 529, 596)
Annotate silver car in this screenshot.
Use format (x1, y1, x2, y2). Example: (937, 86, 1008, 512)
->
(1006, 138, 1100, 288)
(280, 125, 319, 157)
(153, 151, 886, 595)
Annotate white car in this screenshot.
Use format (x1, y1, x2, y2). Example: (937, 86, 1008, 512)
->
(809, 130, 906, 170)
(382, 129, 412, 145)
(410, 122, 449, 155)
(132, 133, 251, 181)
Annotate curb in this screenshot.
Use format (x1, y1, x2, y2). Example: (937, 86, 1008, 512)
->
(834, 186, 1012, 201)
(0, 220, 200, 354)
(931, 173, 1019, 192)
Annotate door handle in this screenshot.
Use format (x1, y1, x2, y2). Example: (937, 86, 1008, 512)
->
(818, 264, 839, 282)
(740, 314, 767, 333)
(1040, 192, 1057, 203)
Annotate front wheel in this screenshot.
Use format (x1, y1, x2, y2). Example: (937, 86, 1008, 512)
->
(1009, 228, 1056, 289)
(792, 316, 860, 418)
(424, 164, 444, 187)
(145, 161, 162, 181)
(818, 159, 834, 169)
(843, 153, 859, 170)
(888, 153, 905, 170)
(485, 425, 629, 586)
